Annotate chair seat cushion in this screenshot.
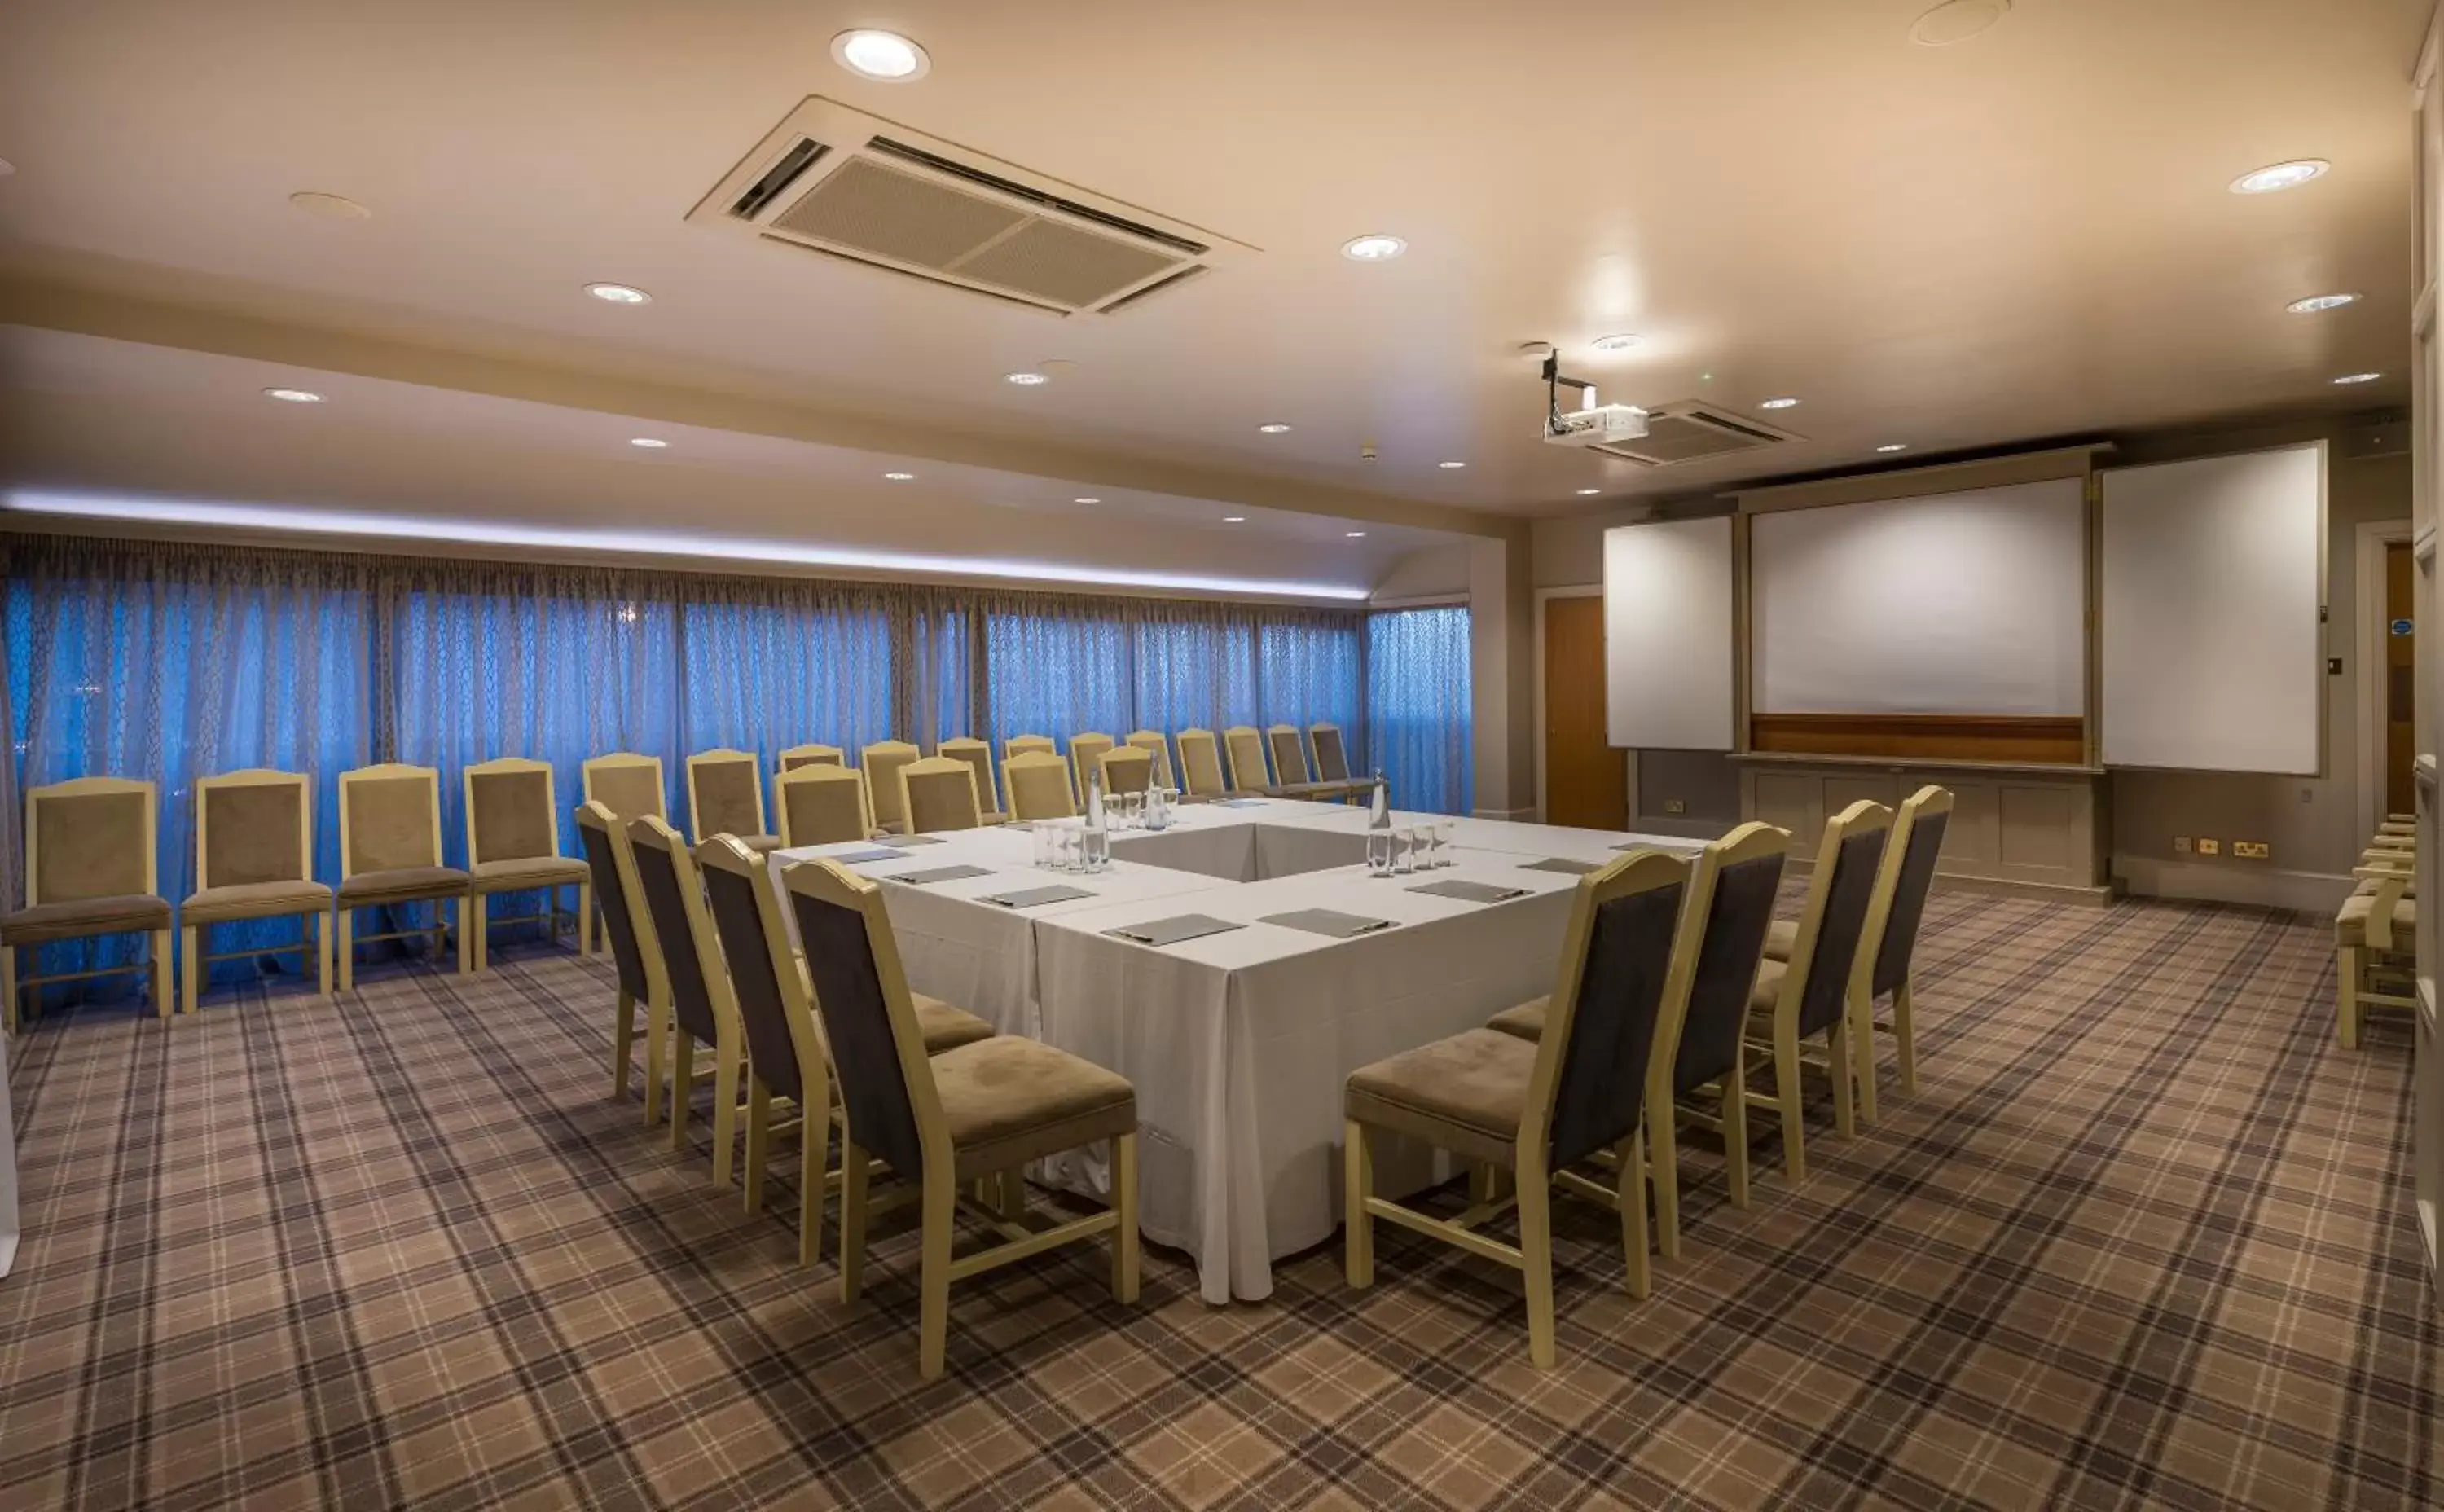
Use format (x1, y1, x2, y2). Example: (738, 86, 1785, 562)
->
(2, 893, 172, 945)
(1345, 1027, 1536, 1165)
(182, 879, 334, 924)
(1760, 917, 1799, 961)
(1485, 994, 1549, 1042)
(338, 865, 470, 906)
(1743, 960, 1791, 1035)
(470, 855, 591, 892)
(2337, 887, 2415, 947)
(930, 1036, 1136, 1181)
(727, 833, 783, 855)
(912, 993, 996, 1054)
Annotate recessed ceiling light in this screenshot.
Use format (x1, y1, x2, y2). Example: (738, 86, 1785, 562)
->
(1590, 333, 1641, 352)
(2230, 160, 2329, 196)
(1224, 515, 1247, 523)
(1576, 488, 1603, 496)
(2334, 371, 2383, 385)
(1876, 443, 1910, 453)
(2287, 292, 2360, 314)
(831, 29, 930, 81)
(1257, 422, 1293, 434)
(629, 437, 669, 448)
(883, 471, 916, 481)
(262, 388, 324, 403)
(1437, 460, 1466, 469)
(1073, 496, 1101, 504)
(1005, 371, 1050, 386)
(1759, 397, 1801, 410)
(1909, 0, 2011, 47)
(1341, 235, 1406, 262)
(1346, 530, 1368, 538)
(585, 282, 651, 305)
(288, 191, 370, 222)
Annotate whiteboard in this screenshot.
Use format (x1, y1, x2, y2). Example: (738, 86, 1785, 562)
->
(1750, 479, 2087, 716)
(2100, 444, 2324, 773)
(1602, 516, 1735, 749)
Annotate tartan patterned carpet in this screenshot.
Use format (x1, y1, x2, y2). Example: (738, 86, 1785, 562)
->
(2, 890, 2437, 1510)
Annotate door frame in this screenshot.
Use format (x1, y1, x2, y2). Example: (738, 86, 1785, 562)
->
(1532, 585, 1631, 826)
(2356, 518, 2416, 845)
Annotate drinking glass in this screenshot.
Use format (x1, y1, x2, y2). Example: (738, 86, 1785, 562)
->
(1367, 828, 1394, 877)
(1436, 819, 1457, 867)
(1055, 825, 1080, 872)
(1393, 827, 1417, 875)
(1032, 824, 1054, 869)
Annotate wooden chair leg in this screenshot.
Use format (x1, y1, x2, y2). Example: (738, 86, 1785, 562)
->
(151, 930, 172, 1022)
(1722, 1051, 1751, 1209)
(917, 1176, 957, 1381)
(611, 986, 635, 1100)
(1343, 1118, 1374, 1289)
(669, 1035, 695, 1152)
(474, 896, 490, 973)
(797, 1102, 824, 1269)
(643, 996, 669, 1127)
(1892, 978, 1918, 1094)
(1615, 1129, 1651, 1300)
(840, 1136, 870, 1303)
(1112, 1132, 1141, 1304)
(1, 944, 17, 1035)
(711, 1041, 741, 1188)
(1849, 983, 1879, 1127)
(315, 912, 332, 997)
(1826, 1021, 1856, 1139)
(1518, 1163, 1557, 1369)
(456, 896, 473, 974)
(1646, 1096, 1680, 1262)
(181, 924, 200, 1016)
(741, 1079, 770, 1211)
(337, 908, 356, 995)
(1774, 1020, 1806, 1183)
(2338, 944, 2363, 1050)
(578, 881, 595, 957)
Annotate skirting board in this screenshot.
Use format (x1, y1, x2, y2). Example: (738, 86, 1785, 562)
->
(2112, 856, 2354, 913)
(1474, 807, 1536, 821)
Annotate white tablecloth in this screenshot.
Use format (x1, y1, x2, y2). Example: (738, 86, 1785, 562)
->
(1, 1026, 18, 1279)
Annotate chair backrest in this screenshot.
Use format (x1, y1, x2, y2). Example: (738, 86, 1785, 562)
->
(900, 757, 984, 834)
(781, 858, 947, 1183)
(624, 815, 727, 1048)
(1069, 733, 1116, 799)
(24, 776, 156, 906)
(777, 765, 873, 847)
(1004, 752, 1078, 822)
(1524, 848, 1695, 1173)
(1100, 746, 1154, 796)
(860, 741, 922, 831)
(1267, 725, 1311, 785)
(1659, 822, 1790, 1095)
(1124, 730, 1175, 788)
(698, 836, 824, 1108)
(1860, 786, 1953, 1000)
(464, 757, 560, 867)
(937, 737, 998, 814)
(338, 763, 442, 877)
(1769, 799, 1894, 1040)
(196, 769, 313, 890)
(1310, 723, 1352, 784)
(1005, 733, 1056, 763)
(574, 799, 658, 1004)
(582, 752, 666, 822)
(777, 743, 845, 774)
(687, 749, 767, 845)
(1222, 727, 1271, 793)
(1176, 730, 1227, 798)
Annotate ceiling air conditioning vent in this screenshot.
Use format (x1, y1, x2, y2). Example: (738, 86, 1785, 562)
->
(691, 98, 1255, 316)
(1586, 401, 1804, 467)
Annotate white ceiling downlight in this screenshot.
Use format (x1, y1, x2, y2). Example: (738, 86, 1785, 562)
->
(1005, 371, 1050, 386)
(288, 191, 370, 222)
(883, 471, 916, 481)
(629, 437, 669, 448)
(2230, 160, 2329, 195)
(831, 29, 930, 81)
(263, 387, 323, 403)
(2334, 371, 2382, 385)
(1591, 334, 1642, 353)
(1909, 0, 2010, 46)
(1258, 422, 1292, 434)
(1224, 515, 1246, 523)
(1340, 235, 1406, 262)
(1073, 496, 1101, 504)
(1759, 397, 1801, 410)
(1346, 530, 1367, 538)
(2288, 292, 2359, 314)
(1576, 488, 1602, 495)
(1877, 442, 1910, 453)
(585, 282, 651, 305)
(1437, 460, 1466, 470)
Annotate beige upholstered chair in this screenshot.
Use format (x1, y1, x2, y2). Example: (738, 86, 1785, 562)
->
(781, 856, 1140, 1380)
(2339, 829, 2417, 1048)
(937, 737, 1005, 824)
(581, 751, 666, 821)
(697, 837, 994, 1265)
(575, 801, 666, 1103)
(625, 815, 744, 1173)
(900, 757, 985, 834)
(1068, 732, 1117, 800)
(860, 741, 922, 836)
(687, 749, 778, 854)
(1311, 723, 1355, 785)
(1344, 849, 1695, 1368)
(1176, 729, 1227, 799)
(1488, 821, 1790, 1255)
(463, 758, 592, 971)
(2, 777, 172, 1030)
(777, 743, 846, 773)
(1004, 733, 1057, 763)
(1124, 730, 1175, 789)
(1004, 751, 1078, 822)
(1099, 745, 1154, 797)
(1744, 798, 1891, 1182)
(1222, 726, 1273, 795)
(336, 763, 470, 993)
(181, 769, 333, 1015)
(777, 765, 875, 847)
(1268, 724, 1312, 786)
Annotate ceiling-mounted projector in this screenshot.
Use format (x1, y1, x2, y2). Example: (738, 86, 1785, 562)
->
(1544, 403, 1651, 447)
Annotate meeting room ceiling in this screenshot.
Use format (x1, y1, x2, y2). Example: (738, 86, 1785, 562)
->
(0, 0, 2426, 544)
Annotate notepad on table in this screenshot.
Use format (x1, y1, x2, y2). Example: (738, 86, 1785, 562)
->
(1519, 856, 1604, 875)
(1259, 908, 1396, 939)
(873, 833, 947, 847)
(1103, 913, 1246, 947)
(1217, 798, 1268, 808)
(829, 847, 907, 865)
(982, 884, 1095, 908)
(883, 864, 993, 886)
(1408, 879, 1528, 904)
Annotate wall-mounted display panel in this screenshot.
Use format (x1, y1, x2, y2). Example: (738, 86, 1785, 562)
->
(1602, 516, 1735, 750)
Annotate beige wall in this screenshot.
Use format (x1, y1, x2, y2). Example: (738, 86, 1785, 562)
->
(1370, 543, 1472, 601)
(1468, 531, 1538, 817)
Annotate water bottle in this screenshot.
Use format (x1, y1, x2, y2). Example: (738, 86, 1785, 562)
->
(1366, 770, 1393, 874)
(1084, 770, 1110, 873)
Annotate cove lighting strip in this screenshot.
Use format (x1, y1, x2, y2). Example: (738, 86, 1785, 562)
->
(3, 490, 1371, 602)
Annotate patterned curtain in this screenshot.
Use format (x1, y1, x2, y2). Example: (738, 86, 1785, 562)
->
(1367, 605, 1474, 814)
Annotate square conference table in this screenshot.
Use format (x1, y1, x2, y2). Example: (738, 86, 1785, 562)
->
(771, 800, 1701, 1303)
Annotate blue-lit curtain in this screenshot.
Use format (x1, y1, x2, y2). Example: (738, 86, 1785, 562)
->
(1131, 604, 1258, 736)
(679, 586, 898, 768)
(1255, 619, 1362, 757)
(1367, 605, 1473, 814)
(981, 602, 1133, 754)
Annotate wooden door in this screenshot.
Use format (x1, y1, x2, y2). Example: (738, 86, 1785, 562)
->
(1544, 595, 1628, 829)
(2388, 541, 2415, 816)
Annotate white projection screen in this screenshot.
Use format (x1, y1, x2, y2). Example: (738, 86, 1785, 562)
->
(1749, 479, 2088, 716)
(2100, 443, 2325, 774)
(1602, 516, 1735, 749)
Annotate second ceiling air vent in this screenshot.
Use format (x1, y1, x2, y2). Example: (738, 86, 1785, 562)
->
(1584, 401, 1804, 467)
(691, 98, 1255, 316)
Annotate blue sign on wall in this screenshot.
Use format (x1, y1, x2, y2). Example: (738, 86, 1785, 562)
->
(2391, 618, 2415, 637)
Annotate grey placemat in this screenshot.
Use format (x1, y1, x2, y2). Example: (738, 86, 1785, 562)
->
(873, 833, 947, 847)
(1520, 856, 1604, 875)
(1104, 913, 1246, 947)
(829, 847, 906, 865)
(1217, 798, 1268, 808)
(1259, 908, 1396, 939)
(883, 864, 994, 886)
(983, 884, 1095, 909)
(1409, 878, 1529, 904)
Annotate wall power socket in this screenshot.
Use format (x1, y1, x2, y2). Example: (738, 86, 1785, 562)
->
(2196, 838, 2222, 856)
